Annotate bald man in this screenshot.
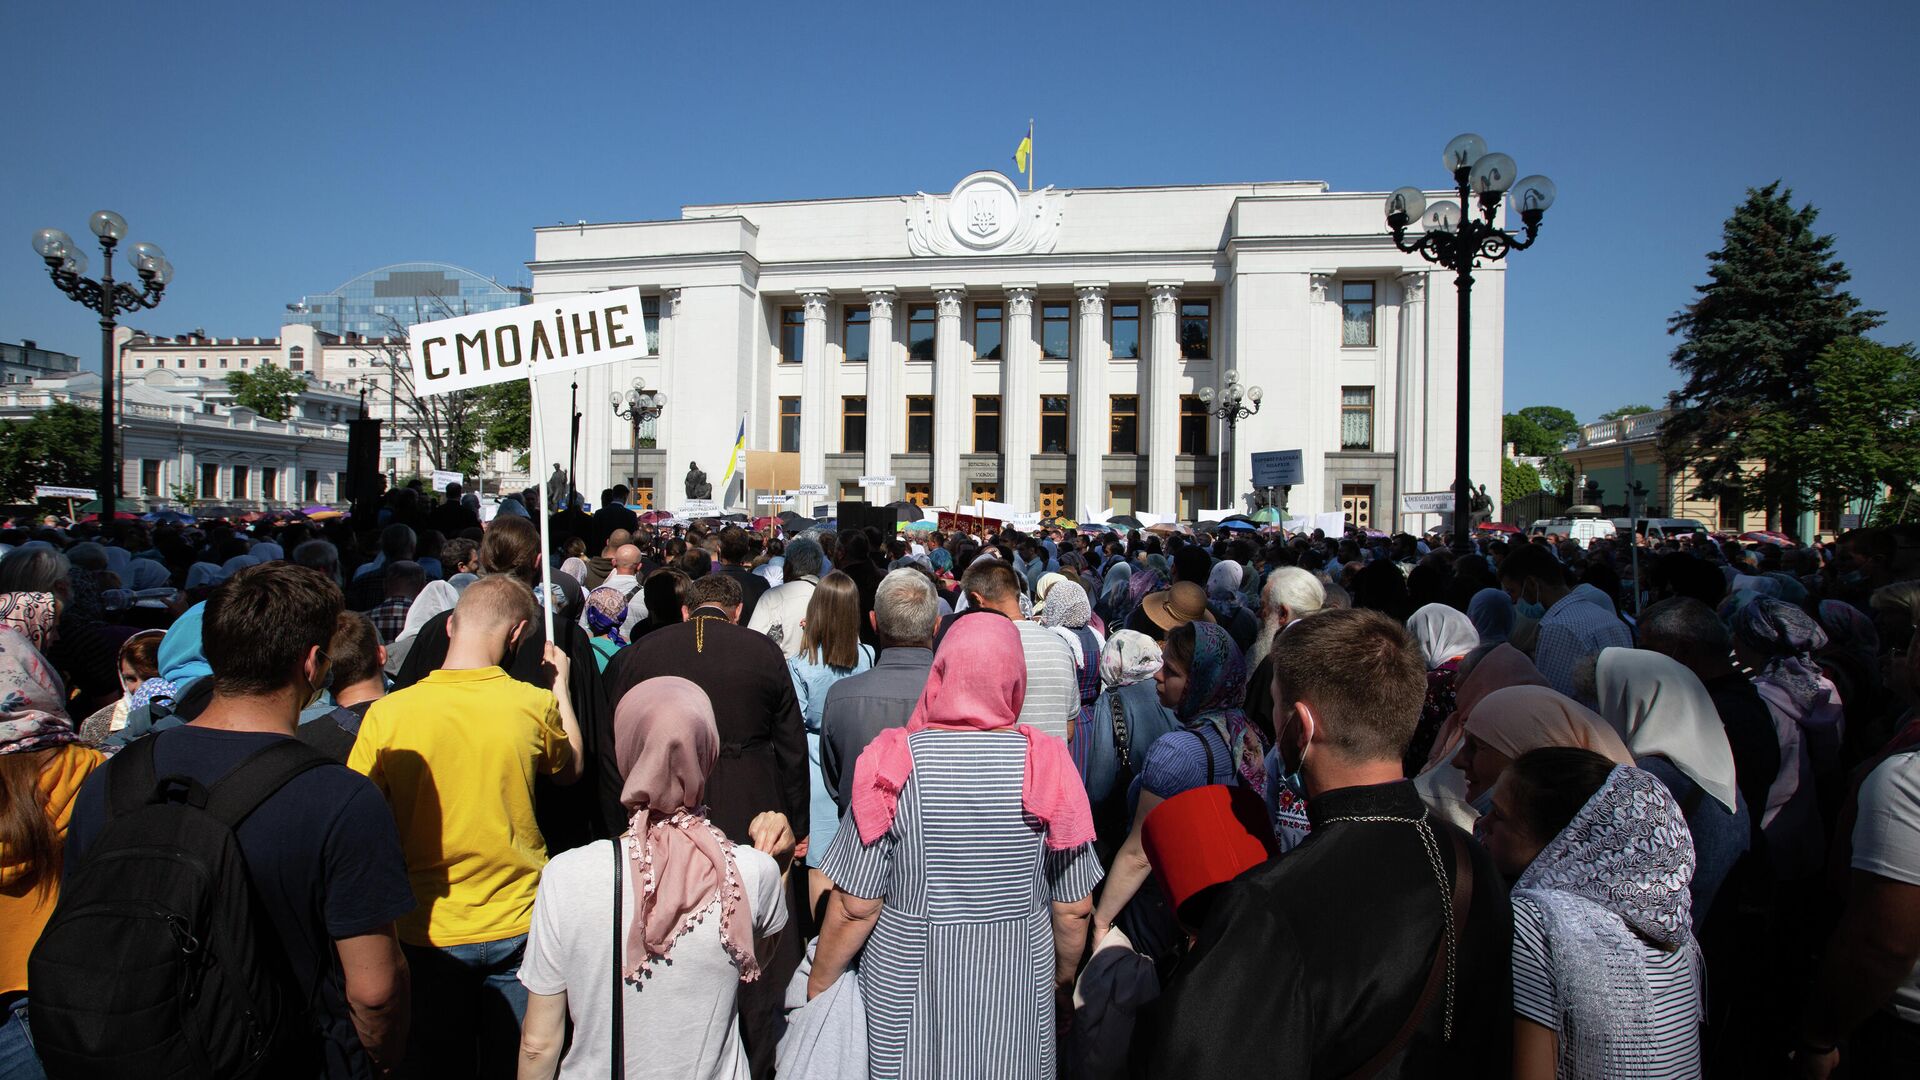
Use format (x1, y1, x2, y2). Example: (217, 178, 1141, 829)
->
(349, 574, 587, 1073)
(584, 530, 635, 588)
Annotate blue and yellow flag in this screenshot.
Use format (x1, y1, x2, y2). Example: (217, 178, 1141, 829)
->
(1013, 133, 1032, 177)
(720, 414, 746, 507)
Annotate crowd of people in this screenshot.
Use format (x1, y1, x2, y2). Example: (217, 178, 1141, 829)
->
(3, 477, 1919, 1079)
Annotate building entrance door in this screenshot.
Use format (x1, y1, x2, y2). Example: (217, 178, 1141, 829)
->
(1038, 485, 1066, 518)
(970, 483, 1000, 505)
(1342, 484, 1374, 529)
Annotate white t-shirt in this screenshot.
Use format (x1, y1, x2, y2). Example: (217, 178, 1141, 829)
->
(519, 837, 788, 1079)
(1851, 749, 1920, 1024)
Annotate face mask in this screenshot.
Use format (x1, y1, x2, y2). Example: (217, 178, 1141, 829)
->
(1515, 600, 1547, 620)
(304, 657, 334, 710)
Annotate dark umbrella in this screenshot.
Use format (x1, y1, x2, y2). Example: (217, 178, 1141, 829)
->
(1106, 514, 1144, 530)
(719, 513, 750, 523)
(142, 510, 195, 526)
(884, 499, 922, 523)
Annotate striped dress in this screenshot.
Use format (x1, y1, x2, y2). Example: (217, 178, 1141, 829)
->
(820, 728, 1104, 1080)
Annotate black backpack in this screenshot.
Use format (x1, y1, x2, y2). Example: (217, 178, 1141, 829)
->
(28, 735, 332, 1080)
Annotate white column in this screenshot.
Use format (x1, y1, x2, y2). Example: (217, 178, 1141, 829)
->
(1002, 285, 1037, 510)
(1308, 274, 1334, 514)
(863, 288, 898, 498)
(932, 286, 967, 507)
(1395, 272, 1428, 516)
(798, 291, 831, 495)
(1072, 283, 1108, 518)
(1146, 282, 1180, 516)
(656, 287, 681, 500)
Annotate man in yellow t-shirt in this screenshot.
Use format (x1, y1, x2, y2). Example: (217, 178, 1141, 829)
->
(348, 574, 585, 1078)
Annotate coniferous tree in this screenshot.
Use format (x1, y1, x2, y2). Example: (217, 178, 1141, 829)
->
(1663, 182, 1881, 534)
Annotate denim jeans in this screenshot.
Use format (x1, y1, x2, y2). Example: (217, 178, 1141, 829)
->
(0, 998, 46, 1080)
(400, 933, 529, 1080)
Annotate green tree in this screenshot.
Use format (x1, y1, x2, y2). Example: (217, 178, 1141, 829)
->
(169, 481, 198, 508)
(1599, 404, 1655, 421)
(224, 363, 307, 421)
(1502, 458, 1542, 504)
(1504, 404, 1577, 494)
(1791, 337, 1920, 515)
(471, 381, 531, 458)
(0, 401, 101, 502)
(1518, 406, 1578, 447)
(1503, 412, 1557, 456)
(1663, 182, 1883, 535)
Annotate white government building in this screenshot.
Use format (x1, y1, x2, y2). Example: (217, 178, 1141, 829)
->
(534, 170, 1506, 526)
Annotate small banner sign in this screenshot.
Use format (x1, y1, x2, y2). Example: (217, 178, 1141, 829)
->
(408, 287, 650, 397)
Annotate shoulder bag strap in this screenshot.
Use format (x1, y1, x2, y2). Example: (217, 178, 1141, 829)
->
(1110, 694, 1133, 772)
(612, 838, 625, 1080)
(203, 738, 335, 828)
(1342, 825, 1475, 1080)
(1198, 727, 1220, 786)
(107, 732, 162, 818)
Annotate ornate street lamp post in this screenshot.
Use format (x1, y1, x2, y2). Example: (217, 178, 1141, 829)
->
(609, 377, 667, 489)
(32, 213, 173, 520)
(1197, 369, 1262, 513)
(1385, 133, 1554, 553)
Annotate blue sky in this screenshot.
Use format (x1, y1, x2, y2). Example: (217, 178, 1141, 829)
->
(4, 0, 1912, 421)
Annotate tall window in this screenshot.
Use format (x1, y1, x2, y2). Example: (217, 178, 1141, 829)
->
(304, 469, 319, 502)
(198, 358, 207, 368)
(779, 307, 804, 364)
(219, 358, 229, 369)
(231, 465, 250, 500)
(262, 469, 277, 502)
(1179, 395, 1209, 455)
(1180, 301, 1211, 359)
(1110, 394, 1139, 454)
(134, 358, 143, 369)
(974, 395, 1002, 452)
(906, 396, 934, 453)
(974, 304, 1003, 361)
(1040, 395, 1070, 454)
(1341, 386, 1375, 450)
(907, 305, 936, 362)
(642, 295, 661, 354)
(140, 459, 161, 496)
(1111, 302, 1141, 360)
(1342, 281, 1376, 346)
(1042, 303, 1071, 360)
(842, 396, 867, 453)
(200, 463, 218, 497)
(779, 396, 801, 453)
(843, 306, 870, 363)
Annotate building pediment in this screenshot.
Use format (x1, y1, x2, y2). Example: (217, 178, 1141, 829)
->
(904, 171, 1067, 257)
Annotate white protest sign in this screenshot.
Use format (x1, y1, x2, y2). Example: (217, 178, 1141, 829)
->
(679, 500, 721, 517)
(1284, 517, 1311, 533)
(430, 470, 462, 493)
(1009, 512, 1043, 529)
(408, 287, 650, 397)
(1314, 511, 1350, 535)
(796, 483, 829, 497)
(379, 440, 409, 459)
(35, 485, 97, 500)
(858, 475, 896, 487)
(758, 494, 795, 507)
(1401, 491, 1455, 514)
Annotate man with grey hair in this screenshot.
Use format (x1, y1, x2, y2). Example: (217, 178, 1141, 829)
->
(749, 536, 824, 658)
(1245, 566, 1329, 742)
(293, 538, 343, 587)
(1638, 597, 1779, 824)
(818, 568, 939, 812)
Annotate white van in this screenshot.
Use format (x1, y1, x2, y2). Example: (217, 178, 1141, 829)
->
(1621, 517, 1710, 544)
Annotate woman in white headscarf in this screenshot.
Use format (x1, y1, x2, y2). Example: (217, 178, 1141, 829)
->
(1593, 647, 1748, 927)
(383, 580, 460, 675)
(1403, 603, 1480, 776)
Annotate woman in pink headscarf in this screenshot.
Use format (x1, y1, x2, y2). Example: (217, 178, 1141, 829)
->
(808, 615, 1102, 1080)
(516, 676, 791, 1080)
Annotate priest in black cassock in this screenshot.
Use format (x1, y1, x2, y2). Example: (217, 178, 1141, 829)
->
(390, 515, 624, 852)
(1145, 608, 1513, 1078)
(603, 570, 810, 1080)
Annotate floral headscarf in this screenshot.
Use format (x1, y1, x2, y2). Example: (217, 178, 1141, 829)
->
(0, 592, 60, 652)
(0, 627, 77, 754)
(1731, 597, 1831, 716)
(1513, 764, 1701, 1077)
(1098, 629, 1161, 688)
(587, 585, 631, 647)
(1175, 621, 1269, 796)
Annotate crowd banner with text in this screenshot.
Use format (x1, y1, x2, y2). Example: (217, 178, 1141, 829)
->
(430, 470, 462, 493)
(34, 486, 97, 500)
(408, 287, 649, 644)
(937, 510, 1004, 533)
(1401, 492, 1456, 514)
(1249, 450, 1304, 489)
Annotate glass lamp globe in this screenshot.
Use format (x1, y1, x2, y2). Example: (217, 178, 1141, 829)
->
(1197, 386, 1215, 404)
(89, 210, 128, 241)
(1421, 200, 1462, 234)
(131, 241, 166, 268)
(1469, 153, 1517, 196)
(651, 392, 667, 408)
(32, 228, 73, 259)
(1442, 134, 1487, 176)
(609, 392, 622, 407)
(62, 250, 89, 278)
(1385, 187, 1427, 224)
(151, 259, 174, 286)
(1247, 386, 1264, 404)
(1511, 175, 1557, 214)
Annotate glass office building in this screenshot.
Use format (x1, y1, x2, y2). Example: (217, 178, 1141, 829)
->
(286, 262, 528, 337)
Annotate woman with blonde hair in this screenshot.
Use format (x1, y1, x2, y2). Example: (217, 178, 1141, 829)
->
(787, 571, 873, 910)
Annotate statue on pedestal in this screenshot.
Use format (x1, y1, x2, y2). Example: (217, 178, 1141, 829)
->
(545, 464, 567, 513)
(685, 462, 712, 501)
